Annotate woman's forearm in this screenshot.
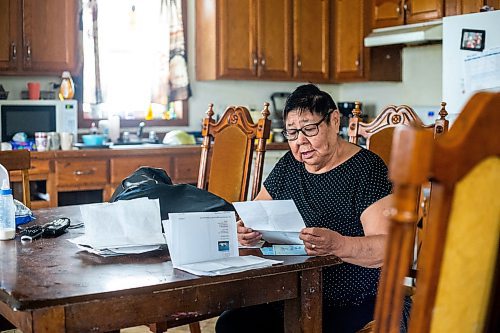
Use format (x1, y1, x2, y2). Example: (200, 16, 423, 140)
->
(335, 234, 387, 268)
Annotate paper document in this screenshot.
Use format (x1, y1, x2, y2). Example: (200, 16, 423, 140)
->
(233, 200, 306, 245)
(261, 245, 307, 256)
(69, 198, 166, 255)
(167, 211, 282, 276)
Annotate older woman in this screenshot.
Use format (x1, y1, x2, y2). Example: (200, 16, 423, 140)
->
(216, 84, 410, 333)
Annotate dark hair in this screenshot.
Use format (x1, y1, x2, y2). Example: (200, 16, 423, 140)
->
(283, 84, 338, 124)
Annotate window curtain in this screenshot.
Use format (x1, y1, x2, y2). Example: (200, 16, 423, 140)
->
(82, 0, 103, 105)
(151, 0, 191, 105)
(83, 0, 190, 111)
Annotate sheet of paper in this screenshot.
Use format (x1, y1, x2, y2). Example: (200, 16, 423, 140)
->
(464, 47, 500, 93)
(167, 211, 238, 267)
(166, 211, 283, 276)
(70, 198, 166, 253)
(176, 255, 283, 276)
(233, 200, 305, 244)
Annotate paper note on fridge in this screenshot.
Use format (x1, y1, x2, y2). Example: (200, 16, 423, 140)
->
(233, 200, 305, 245)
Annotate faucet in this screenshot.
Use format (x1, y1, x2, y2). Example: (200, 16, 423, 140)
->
(136, 121, 145, 140)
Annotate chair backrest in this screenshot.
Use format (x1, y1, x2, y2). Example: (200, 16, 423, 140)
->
(373, 92, 500, 333)
(348, 102, 449, 165)
(197, 103, 271, 203)
(0, 150, 31, 208)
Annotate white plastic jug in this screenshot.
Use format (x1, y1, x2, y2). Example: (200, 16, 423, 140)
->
(0, 163, 9, 188)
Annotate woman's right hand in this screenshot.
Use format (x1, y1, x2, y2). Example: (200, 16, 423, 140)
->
(237, 220, 262, 246)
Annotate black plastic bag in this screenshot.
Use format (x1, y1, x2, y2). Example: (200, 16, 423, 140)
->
(110, 167, 235, 220)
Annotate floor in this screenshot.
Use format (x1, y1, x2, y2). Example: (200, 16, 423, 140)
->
(123, 318, 217, 333)
(2, 318, 217, 333)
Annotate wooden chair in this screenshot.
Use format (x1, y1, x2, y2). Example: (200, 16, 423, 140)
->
(0, 150, 31, 208)
(149, 103, 271, 333)
(197, 103, 271, 202)
(350, 101, 449, 277)
(348, 101, 449, 166)
(373, 91, 500, 333)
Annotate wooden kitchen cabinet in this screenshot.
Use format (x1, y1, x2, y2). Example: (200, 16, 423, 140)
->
(196, 0, 329, 82)
(373, 0, 443, 28)
(445, 0, 499, 15)
(293, 0, 330, 81)
(0, 0, 78, 74)
(197, 0, 292, 80)
(334, 0, 402, 82)
(406, 0, 443, 24)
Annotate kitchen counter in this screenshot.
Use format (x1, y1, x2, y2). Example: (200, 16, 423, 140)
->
(18, 143, 289, 209)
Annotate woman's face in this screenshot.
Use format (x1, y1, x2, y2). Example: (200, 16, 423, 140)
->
(285, 109, 341, 172)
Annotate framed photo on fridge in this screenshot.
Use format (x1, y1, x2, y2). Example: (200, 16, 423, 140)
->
(460, 29, 486, 51)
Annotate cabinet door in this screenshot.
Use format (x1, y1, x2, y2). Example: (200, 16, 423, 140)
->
(406, 0, 443, 24)
(256, 0, 293, 80)
(373, 0, 404, 28)
(445, 0, 483, 16)
(22, 0, 77, 73)
(217, 0, 257, 79)
(293, 0, 330, 81)
(334, 0, 368, 81)
(0, 0, 20, 71)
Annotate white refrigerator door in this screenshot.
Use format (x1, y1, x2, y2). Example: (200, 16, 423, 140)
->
(442, 11, 500, 118)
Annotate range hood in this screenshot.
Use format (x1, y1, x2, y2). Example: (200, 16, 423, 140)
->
(364, 20, 442, 47)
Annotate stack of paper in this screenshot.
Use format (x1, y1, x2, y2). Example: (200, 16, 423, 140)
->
(233, 200, 306, 245)
(166, 211, 282, 276)
(69, 198, 166, 256)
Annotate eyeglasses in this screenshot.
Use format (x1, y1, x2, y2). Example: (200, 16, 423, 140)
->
(282, 111, 332, 141)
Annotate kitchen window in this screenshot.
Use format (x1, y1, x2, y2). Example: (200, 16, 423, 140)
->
(81, 0, 190, 127)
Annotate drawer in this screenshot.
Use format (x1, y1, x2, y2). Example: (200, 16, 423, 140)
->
(172, 154, 201, 184)
(110, 156, 171, 184)
(56, 160, 108, 186)
(30, 159, 50, 173)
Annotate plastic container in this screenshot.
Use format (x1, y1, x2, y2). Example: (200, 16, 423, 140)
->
(59, 71, 75, 100)
(0, 179, 16, 240)
(82, 134, 106, 146)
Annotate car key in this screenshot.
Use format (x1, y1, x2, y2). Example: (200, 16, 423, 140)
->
(20, 225, 44, 242)
(43, 218, 71, 237)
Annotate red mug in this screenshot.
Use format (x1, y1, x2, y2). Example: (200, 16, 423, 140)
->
(27, 82, 41, 100)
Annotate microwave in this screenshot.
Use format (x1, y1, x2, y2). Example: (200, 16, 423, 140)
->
(0, 100, 78, 142)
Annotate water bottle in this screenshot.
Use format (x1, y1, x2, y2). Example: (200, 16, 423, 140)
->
(0, 179, 16, 240)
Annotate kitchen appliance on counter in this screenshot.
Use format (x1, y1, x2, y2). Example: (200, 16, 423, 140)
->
(337, 101, 365, 139)
(0, 100, 78, 143)
(270, 92, 290, 143)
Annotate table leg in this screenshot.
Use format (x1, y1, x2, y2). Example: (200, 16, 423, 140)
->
(32, 307, 65, 333)
(284, 268, 322, 333)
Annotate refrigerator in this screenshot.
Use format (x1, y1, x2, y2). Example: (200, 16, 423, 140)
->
(442, 10, 500, 122)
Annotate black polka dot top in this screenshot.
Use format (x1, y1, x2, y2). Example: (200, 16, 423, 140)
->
(264, 148, 392, 307)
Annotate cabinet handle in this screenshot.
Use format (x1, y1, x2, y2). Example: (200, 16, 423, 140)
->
(403, 1, 409, 12)
(26, 43, 31, 62)
(252, 53, 258, 73)
(11, 43, 17, 61)
(74, 170, 95, 176)
(260, 57, 266, 67)
(297, 58, 302, 69)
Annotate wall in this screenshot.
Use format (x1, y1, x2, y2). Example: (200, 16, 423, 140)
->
(0, 2, 443, 132)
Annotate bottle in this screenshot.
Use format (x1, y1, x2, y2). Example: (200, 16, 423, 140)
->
(0, 179, 16, 240)
(90, 122, 98, 135)
(59, 71, 75, 100)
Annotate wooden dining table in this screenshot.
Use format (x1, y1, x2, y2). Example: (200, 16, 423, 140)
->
(0, 205, 342, 333)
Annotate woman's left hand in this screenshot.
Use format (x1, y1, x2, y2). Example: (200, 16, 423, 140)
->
(299, 227, 344, 256)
